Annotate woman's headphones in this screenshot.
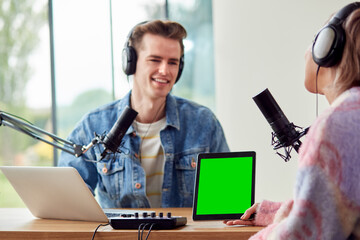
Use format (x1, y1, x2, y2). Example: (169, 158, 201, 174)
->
(312, 2, 360, 67)
(121, 21, 184, 83)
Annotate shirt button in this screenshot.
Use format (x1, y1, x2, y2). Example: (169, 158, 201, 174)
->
(134, 153, 139, 158)
(135, 183, 141, 189)
(102, 167, 108, 174)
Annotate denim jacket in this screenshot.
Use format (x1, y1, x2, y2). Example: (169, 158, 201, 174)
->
(58, 91, 229, 208)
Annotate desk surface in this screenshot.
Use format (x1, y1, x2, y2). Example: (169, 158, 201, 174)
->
(0, 208, 262, 240)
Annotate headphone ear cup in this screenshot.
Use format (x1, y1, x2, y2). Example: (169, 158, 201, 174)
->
(312, 25, 345, 67)
(176, 55, 184, 83)
(122, 46, 137, 75)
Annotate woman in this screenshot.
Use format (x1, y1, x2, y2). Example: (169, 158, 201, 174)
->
(224, 2, 360, 239)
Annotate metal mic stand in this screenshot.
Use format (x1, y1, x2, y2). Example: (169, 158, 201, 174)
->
(0, 111, 98, 158)
(272, 125, 309, 162)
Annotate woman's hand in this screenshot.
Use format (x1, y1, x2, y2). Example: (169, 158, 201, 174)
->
(223, 203, 259, 226)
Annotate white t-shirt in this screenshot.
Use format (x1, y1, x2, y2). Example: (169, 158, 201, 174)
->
(133, 117, 166, 207)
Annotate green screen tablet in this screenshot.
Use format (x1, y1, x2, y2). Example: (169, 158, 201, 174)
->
(192, 151, 256, 220)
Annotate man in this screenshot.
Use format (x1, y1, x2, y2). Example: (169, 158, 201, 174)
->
(59, 20, 229, 208)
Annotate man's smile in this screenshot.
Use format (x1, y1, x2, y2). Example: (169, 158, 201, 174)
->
(152, 78, 170, 84)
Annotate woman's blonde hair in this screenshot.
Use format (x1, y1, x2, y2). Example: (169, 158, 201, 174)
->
(334, 9, 360, 93)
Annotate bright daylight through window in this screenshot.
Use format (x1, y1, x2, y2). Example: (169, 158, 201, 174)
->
(0, 0, 215, 207)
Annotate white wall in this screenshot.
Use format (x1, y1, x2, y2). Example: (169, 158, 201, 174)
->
(212, 0, 354, 202)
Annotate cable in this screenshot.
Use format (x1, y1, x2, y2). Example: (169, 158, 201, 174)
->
(138, 223, 146, 240)
(141, 223, 150, 239)
(91, 223, 110, 240)
(133, 100, 166, 163)
(315, 65, 321, 117)
(0, 111, 33, 125)
(136, 223, 155, 240)
(109, 0, 115, 101)
(145, 223, 156, 240)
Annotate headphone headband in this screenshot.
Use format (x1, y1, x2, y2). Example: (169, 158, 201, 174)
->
(312, 2, 360, 67)
(330, 2, 360, 25)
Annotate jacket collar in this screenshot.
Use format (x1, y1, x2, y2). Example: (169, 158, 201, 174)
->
(165, 94, 180, 131)
(120, 91, 181, 133)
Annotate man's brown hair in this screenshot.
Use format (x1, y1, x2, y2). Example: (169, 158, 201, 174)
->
(129, 20, 187, 56)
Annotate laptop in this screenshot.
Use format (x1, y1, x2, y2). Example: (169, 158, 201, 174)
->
(0, 166, 152, 222)
(192, 151, 256, 220)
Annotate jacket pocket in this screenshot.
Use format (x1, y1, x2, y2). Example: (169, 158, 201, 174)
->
(96, 154, 125, 200)
(174, 147, 208, 206)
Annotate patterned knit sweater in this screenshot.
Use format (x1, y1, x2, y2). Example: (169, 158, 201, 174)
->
(250, 87, 360, 240)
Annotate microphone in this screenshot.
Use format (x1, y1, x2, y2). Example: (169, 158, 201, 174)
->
(252, 88, 308, 162)
(100, 106, 138, 159)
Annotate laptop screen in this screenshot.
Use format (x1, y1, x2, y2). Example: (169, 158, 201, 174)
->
(192, 151, 256, 220)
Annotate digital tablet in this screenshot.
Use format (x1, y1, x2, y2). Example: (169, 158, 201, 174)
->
(192, 151, 256, 221)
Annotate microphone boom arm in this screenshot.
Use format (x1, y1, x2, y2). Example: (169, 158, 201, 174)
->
(0, 111, 93, 157)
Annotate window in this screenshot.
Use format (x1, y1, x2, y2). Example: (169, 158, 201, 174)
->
(52, 0, 215, 142)
(0, 0, 214, 207)
(0, 0, 50, 207)
(169, 0, 215, 110)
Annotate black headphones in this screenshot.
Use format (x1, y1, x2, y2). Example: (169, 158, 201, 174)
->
(312, 2, 360, 67)
(121, 21, 184, 83)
